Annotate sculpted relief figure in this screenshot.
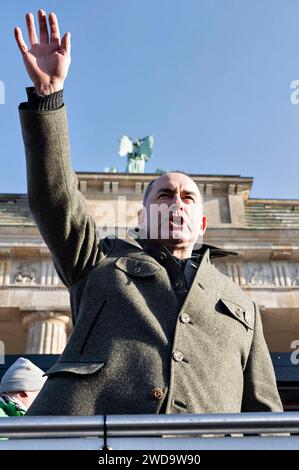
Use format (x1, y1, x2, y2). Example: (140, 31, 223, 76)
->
(14, 264, 37, 284)
(248, 263, 273, 286)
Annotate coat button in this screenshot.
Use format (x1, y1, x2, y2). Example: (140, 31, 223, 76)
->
(159, 252, 167, 260)
(235, 307, 242, 317)
(172, 351, 184, 362)
(132, 266, 141, 273)
(152, 388, 164, 400)
(180, 313, 191, 324)
(174, 279, 183, 289)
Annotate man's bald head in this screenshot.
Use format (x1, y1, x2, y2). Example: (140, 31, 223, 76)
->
(143, 172, 203, 206)
(138, 171, 207, 257)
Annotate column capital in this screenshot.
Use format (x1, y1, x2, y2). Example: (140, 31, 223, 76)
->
(22, 309, 72, 354)
(22, 310, 71, 332)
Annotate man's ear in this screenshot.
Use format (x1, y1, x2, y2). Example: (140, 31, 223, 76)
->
(200, 215, 207, 236)
(137, 207, 145, 227)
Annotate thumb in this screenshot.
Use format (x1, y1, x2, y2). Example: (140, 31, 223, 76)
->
(61, 32, 71, 55)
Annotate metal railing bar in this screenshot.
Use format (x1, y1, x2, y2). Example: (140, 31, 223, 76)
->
(0, 412, 297, 439)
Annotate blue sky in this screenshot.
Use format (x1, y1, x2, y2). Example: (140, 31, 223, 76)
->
(0, 0, 299, 199)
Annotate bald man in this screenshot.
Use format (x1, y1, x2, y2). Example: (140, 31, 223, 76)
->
(15, 10, 282, 415)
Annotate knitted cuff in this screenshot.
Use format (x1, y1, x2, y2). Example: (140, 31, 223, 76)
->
(25, 86, 64, 110)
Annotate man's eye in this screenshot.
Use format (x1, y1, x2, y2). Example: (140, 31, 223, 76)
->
(158, 193, 168, 198)
(184, 196, 195, 202)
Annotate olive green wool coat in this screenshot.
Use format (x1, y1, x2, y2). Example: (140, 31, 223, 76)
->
(19, 105, 283, 416)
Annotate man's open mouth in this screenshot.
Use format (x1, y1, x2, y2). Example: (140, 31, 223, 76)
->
(169, 214, 185, 227)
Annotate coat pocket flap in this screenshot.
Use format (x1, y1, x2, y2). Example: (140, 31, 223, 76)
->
(219, 298, 254, 330)
(44, 361, 105, 376)
(115, 256, 161, 277)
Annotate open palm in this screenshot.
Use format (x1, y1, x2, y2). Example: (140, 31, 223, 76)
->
(14, 10, 71, 94)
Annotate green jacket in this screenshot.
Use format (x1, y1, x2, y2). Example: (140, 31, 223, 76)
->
(19, 105, 283, 416)
(0, 396, 26, 417)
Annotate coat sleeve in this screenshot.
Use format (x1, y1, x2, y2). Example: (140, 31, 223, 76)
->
(19, 105, 110, 287)
(241, 302, 283, 412)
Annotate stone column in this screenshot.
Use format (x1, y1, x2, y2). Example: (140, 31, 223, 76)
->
(22, 311, 71, 354)
(0, 249, 12, 285)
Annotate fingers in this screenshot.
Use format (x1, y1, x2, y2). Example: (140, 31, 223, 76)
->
(15, 10, 67, 55)
(38, 9, 49, 44)
(25, 12, 38, 46)
(61, 32, 71, 55)
(14, 27, 28, 55)
(49, 12, 60, 45)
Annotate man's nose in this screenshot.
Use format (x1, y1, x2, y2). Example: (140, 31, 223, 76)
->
(172, 196, 184, 210)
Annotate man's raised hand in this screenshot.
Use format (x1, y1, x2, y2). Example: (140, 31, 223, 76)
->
(14, 10, 71, 95)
